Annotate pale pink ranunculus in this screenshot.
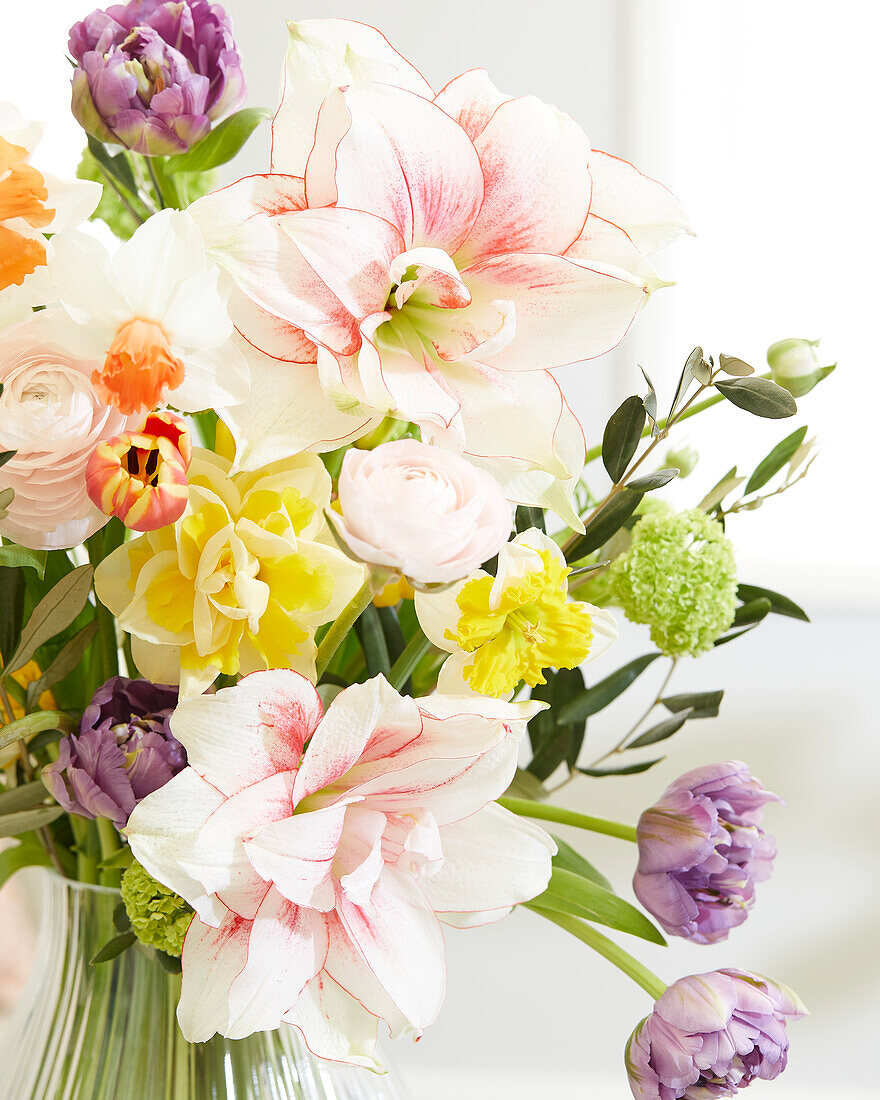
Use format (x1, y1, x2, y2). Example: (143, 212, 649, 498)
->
(0, 310, 134, 550)
(191, 19, 692, 527)
(329, 439, 511, 585)
(125, 670, 554, 1066)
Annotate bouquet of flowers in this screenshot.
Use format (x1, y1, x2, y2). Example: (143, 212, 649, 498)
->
(0, 5, 833, 1097)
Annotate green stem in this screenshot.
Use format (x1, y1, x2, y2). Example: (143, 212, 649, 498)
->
(93, 160, 150, 224)
(70, 815, 99, 885)
(498, 796, 638, 842)
(87, 532, 120, 688)
(315, 580, 373, 680)
(97, 816, 122, 888)
(528, 905, 667, 1000)
(387, 630, 432, 691)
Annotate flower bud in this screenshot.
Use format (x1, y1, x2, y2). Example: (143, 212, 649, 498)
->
(766, 337, 835, 397)
(625, 969, 806, 1099)
(633, 762, 778, 944)
(661, 442, 698, 478)
(85, 411, 192, 532)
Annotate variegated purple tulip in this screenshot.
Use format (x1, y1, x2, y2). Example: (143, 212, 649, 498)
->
(43, 676, 184, 828)
(69, 0, 246, 155)
(633, 762, 779, 945)
(625, 969, 806, 1099)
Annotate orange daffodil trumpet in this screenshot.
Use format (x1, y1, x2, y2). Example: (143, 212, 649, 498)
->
(85, 411, 193, 532)
(0, 102, 100, 305)
(190, 19, 690, 525)
(125, 669, 555, 1064)
(42, 208, 249, 418)
(94, 449, 366, 696)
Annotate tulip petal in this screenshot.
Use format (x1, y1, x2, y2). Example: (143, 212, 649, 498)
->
(305, 83, 484, 254)
(335, 866, 446, 1029)
(272, 18, 433, 176)
(425, 802, 555, 916)
(457, 95, 591, 264)
(588, 149, 693, 254)
(170, 669, 323, 796)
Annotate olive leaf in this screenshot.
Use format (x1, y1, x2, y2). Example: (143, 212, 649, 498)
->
(602, 396, 646, 483)
(744, 426, 809, 494)
(715, 377, 797, 418)
(558, 653, 661, 725)
(2, 565, 94, 679)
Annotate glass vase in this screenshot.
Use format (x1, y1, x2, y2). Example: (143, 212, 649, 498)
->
(3, 870, 410, 1100)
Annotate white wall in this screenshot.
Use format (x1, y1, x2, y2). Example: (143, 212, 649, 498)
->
(1, 2, 877, 1096)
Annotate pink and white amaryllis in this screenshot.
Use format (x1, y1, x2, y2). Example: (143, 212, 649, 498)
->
(125, 670, 554, 1066)
(191, 19, 691, 524)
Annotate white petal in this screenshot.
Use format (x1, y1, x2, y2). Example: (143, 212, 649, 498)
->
(170, 669, 323, 796)
(566, 213, 670, 292)
(413, 577, 471, 654)
(272, 18, 433, 176)
(433, 69, 512, 141)
(130, 637, 182, 686)
(45, 230, 125, 328)
(178, 911, 251, 1042)
(588, 149, 693, 254)
(170, 338, 250, 414)
(244, 804, 347, 911)
(283, 973, 382, 1070)
(41, 175, 101, 232)
(424, 802, 555, 916)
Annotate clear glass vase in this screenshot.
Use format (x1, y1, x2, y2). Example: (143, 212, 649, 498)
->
(4, 870, 410, 1100)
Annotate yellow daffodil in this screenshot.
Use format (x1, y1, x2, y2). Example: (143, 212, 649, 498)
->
(415, 528, 617, 698)
(95, 449, 365, 695)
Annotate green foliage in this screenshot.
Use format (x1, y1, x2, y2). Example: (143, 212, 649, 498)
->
(77, 148, 139, 240)
(121, 862, 193, 958)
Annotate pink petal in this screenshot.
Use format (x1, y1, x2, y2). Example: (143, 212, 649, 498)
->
(231, 297, 318, 363)
(178, 910, 251, 1042)
(305, 83, 484, 254)
(191, 174, 307, 250)
(457, 96, 591, 264)
(244, 803, 347, 911)
(588, 149, 693, 254)
(566, 213, 668, 291)
(225, 888, 329, 1040)
(463, 252, 648, 371)
(169, 670, 322, 796)
(433, 68, 512, 141)
(335, 866, 446, 1029)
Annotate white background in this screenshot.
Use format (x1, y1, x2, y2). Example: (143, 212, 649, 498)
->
(1, 1, 878, 1097)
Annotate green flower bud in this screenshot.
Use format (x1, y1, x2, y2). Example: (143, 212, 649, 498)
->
(662, 442, 699, 478)
(766, 338, 835, 397)
(607, 508, 737, 657)
(120, 862, 192, 958)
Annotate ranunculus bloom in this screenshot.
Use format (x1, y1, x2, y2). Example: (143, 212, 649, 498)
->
(0, 101, 100, 300)
(0, 309, 133, 549)
(633, 763, 779, 945)
(86, 409, 192, 531)
(125, 670, 554, 1065)
(625, 969, 806, 1099)
(328, 439, 511, 585)
(44, 209, 249, 417)
(43, 676, 183, 828)
(416, 527, 618, 697)
(94, 449, 366, 695)
(191, 19, 691, 525)
(69, 0, 246, 156)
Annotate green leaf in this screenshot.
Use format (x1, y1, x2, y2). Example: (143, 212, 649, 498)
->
(558, 653, 661, 725)
(0, 565, 25, 665)
(0, 450, 16, 469)
(736, 583, 809, 622)
(3, 565, 94, 678)
(156, 950, 183, 974)
(86, 135, 137, 194)
(527, 667, 587, 780)
(602, 396, 646, 483)
(113, 902, 131, 933)
(91, 931, 136, 965)
(99, 846, 135, 872)
(669, 347, 706, 419)
(26, 620, 99, 709)
(715, 377, 797, 418)
(515, 505, 546, 535)
(164, 108, 272, 174)
(565, 489, 644, 562)
(640, 366, 659, 434)
(745, 425, 809, 494)
(627, 469, 679, 493)
(0, 545, 47, 577)
(0, 710, 76, 752)
(698, 467, 745, 511)
(662, 690, 724, 719)
(550, 835, 612, 892)
(579, 757, 664, 777)
(0, 780, 51, 815)
(0, 805, 63, 839)
(733, 597, 772, 626)
(0, 842, 51, 890)
(505, 767, 550, 801)
(354, 603, 391, 678)
(533, 867, 666, 945)
(376, 605, 406, 666)
(713, 626, 758, 647)
(718, 353, 756, 376)
(627, 712, 692, 749)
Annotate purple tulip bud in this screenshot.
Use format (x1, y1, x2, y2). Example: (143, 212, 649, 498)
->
(69, 0, 246, 155)
(625, 969, 806, 1099)
(633, 762, 779, 944)
(43, 676, 185, 828)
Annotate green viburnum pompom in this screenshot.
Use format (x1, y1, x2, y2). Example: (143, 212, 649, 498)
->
(120, 863, 192, 958)
(607, 508, 737, 657)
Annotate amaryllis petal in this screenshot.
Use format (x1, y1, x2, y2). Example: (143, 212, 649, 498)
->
(305, 83, 484, 254)
(588, 149, 693, 254)
(178, 911, 251, 1042)
(272, 18, 433, 176)
(283, 972, 381, 1070)
(433, 68, 512, 141)
(566, 213, 670, 292)
(463, 252, 649, 371)
(245, 804, 347, 911)
(457, 95, 591, 264)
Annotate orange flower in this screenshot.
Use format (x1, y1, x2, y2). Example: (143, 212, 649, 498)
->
(0, 135, 53, 293)
(92, 318, 186, 416)
(86, 411, 192, 532)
